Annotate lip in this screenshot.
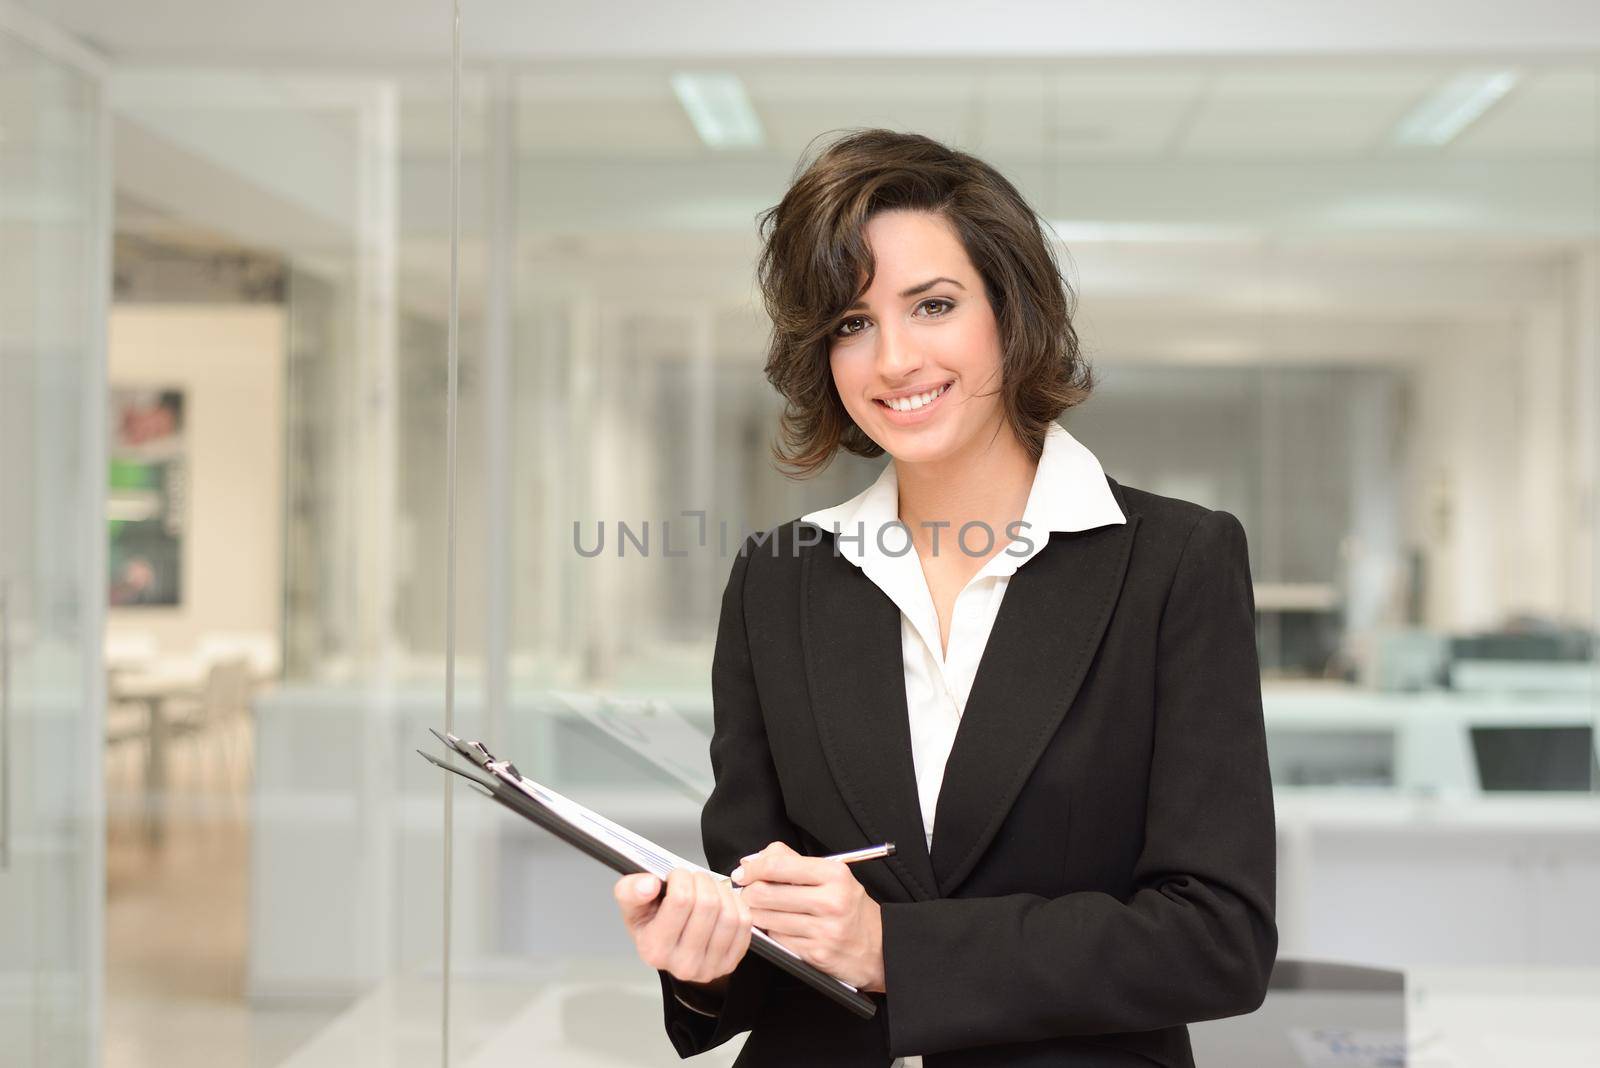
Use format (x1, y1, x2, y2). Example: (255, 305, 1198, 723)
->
(873, 380, 953, 425)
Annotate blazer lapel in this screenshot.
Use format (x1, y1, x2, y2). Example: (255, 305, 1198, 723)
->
(928, 502, 1141, 896)
(801, 544, 940, 902)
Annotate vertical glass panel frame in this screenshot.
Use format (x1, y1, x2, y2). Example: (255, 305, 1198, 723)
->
(0, 11, 108, 1067)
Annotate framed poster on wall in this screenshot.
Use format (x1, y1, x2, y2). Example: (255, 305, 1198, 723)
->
(108, 387, 186, 607)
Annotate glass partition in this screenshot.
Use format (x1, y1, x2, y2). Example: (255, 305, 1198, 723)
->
(446, 56, 1600, 1059)
(99, 63, 491, 1066)
(0, 13, 107, 1067)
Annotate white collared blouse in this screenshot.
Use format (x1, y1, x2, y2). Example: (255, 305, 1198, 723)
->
(799, 421, 1127, 853)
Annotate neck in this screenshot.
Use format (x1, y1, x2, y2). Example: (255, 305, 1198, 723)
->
(895, 417, 1038, 555)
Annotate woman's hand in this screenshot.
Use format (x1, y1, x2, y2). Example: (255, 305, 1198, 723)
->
(732, 841, 885, 993)
(614, 868, 753, 987)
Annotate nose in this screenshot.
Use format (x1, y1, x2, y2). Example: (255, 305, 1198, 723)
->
(874, 317, 923, 382)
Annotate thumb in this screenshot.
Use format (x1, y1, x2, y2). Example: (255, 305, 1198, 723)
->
(614, 873, 660, 914)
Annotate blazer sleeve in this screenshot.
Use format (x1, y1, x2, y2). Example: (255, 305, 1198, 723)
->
(657, 533, 808, 1058)
(876, 508, 1278, 1056)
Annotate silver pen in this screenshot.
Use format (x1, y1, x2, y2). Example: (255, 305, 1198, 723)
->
(818, 842, 896, 865)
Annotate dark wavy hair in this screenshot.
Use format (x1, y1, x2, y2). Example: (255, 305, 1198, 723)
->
(755, 128, 1093, 478)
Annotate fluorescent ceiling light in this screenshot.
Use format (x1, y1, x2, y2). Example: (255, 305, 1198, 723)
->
(1391, 69, 1519, 148)
(671, 72, 764, 150)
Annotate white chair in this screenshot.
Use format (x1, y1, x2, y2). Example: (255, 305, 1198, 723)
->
(166, 655, 253, 801)
(196, 632, 278, 679)
(104, 667, 155, 804)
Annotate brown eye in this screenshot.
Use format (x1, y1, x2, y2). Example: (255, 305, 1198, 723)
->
(917, 298, 954, 317)
(834, 316, 868, 338)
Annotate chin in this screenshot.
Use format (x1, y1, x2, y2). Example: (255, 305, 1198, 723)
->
(871, 426, 968, 467)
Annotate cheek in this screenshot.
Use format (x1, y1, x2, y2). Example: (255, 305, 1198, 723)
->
(829, 352, 870, 415)
(939, 316, 1003, 386)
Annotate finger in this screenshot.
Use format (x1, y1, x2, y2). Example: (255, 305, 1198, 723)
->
(729, 840, 795, 883)
(700, 884, 743, 973)
(668, 873, 724, 975)
(719, 898, 754, 975)
(762, 930, 818, 968)
(737, 846, 838, 888)
(613, 874, 660, 922)
(738, 879, 833, 916)
(748, 906, 815, 940)
(614, 869, 659, 908)
(641, 869, 695, 962)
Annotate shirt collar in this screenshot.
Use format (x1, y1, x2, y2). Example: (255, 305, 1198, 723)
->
(799, 420, 1126, 579)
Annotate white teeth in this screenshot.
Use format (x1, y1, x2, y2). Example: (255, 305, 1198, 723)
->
(885, 382, 948, 412)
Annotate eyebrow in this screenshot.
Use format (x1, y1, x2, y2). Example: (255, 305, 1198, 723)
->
(846, 276, 966, 311)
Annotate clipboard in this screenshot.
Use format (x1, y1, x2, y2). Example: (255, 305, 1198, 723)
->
(418, 729, 878, 1020)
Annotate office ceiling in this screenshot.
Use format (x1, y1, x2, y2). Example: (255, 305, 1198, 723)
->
(100, 55, 1595, 309)
(417, 60, 1596, 161)
(25, 0, 1600, 63)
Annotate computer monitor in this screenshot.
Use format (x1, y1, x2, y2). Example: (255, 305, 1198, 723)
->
(1470, 726, 1598, 792)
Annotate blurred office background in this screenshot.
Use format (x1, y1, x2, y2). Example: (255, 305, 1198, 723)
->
(2, 1, 1599, 1065)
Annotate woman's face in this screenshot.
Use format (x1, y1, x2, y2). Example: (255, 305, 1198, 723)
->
(828, 209, 1007, 468)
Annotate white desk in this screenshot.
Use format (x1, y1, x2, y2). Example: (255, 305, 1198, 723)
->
(108, 660, 205, 843)
(250, 682, 1600, 1000)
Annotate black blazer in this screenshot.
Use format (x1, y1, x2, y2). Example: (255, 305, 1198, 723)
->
(657, 475, 1278, 1067)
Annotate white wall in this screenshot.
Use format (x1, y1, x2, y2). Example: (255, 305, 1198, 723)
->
(107, 304, 284, 659)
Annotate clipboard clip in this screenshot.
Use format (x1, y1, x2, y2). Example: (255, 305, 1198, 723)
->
(417, 723, 878, 1020)
(431, 728, 526, 783)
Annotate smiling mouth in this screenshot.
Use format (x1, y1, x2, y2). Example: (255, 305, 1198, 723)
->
(875, 381, 953, 413)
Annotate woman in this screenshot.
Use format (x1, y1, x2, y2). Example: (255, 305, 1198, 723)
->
(612, 129, 1277, 1067)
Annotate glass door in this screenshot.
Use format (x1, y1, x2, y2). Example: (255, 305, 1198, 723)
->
(0, 13, 107, 1067)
